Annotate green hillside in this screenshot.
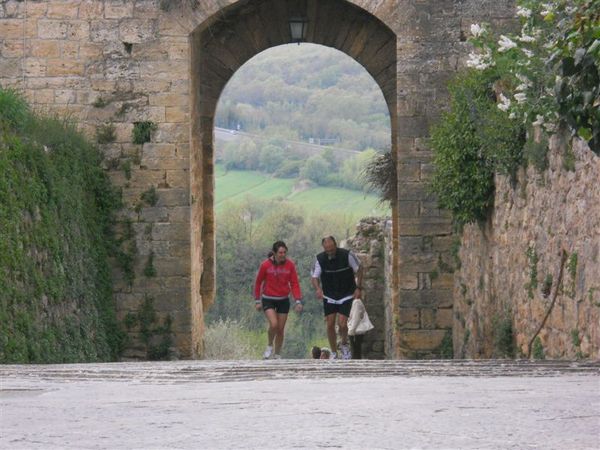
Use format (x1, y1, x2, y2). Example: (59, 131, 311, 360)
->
(215, 164, 388, 220)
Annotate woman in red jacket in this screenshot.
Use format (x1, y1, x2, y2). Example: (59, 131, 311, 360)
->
(254, 240, 303, 359)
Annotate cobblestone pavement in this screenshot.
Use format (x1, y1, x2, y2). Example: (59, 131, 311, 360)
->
(1, 360, 599, 449)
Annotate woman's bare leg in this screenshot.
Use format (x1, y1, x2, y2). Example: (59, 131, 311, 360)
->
(274, 313, 288, 355)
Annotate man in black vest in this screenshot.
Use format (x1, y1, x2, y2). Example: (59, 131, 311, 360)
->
(311, 236, 363, 359)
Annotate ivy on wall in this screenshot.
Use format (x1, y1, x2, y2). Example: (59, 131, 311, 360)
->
(0, 89, 125, 363)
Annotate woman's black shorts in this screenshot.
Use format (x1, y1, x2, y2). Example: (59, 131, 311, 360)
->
(262, 298, 290, 314)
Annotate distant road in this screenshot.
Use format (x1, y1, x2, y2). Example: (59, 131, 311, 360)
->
(214, 127, 361, 161)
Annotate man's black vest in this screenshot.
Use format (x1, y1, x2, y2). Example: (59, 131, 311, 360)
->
(317, 248, 356, 300)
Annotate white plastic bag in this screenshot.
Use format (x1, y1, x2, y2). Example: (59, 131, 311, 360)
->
(347, 298, 374, 336)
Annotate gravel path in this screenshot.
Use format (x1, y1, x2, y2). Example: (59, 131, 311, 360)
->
(1, 360, 599, 449)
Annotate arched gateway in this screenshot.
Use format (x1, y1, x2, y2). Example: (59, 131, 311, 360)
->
(0, 0, 514, 359)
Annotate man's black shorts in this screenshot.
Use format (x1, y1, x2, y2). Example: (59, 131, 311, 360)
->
(262, 298, 290, 314)
(323, 299, 353, 317)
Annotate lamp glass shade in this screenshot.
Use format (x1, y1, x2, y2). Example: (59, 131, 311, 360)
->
(289, 17, 307, 42)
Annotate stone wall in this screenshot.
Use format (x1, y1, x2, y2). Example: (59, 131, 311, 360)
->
(347, 216, 454, 359)
(454, 137, 600, 360)
(345, 218, 390, 359)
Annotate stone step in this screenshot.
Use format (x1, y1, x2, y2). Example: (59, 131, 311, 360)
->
(1, 360, 598, 384)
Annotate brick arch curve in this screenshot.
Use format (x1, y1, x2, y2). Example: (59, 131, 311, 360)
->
(187, 0, 398, 357)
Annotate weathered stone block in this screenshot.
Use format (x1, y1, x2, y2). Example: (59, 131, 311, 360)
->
(24, 59, 47, 77)
(47, 1, 80, 19)
(420, 201, 442, 217)
(61, 41, 80, 59)
(1, 40, 24, 58)
(38, 20, 69, 39)
(432, 273, 454, 290)
(139, 60, 188, 80)
(398, 308, 420, 328)
(165, 106, 188, 123)
(399, 272, 418, 290)
(105, 1, 134, 19)
(152, 223, 190, 242)
(149, 93, 189, 108)
(25, 2, 49, 18)
(90, 20, 119, 42)
(0, 59, 20, 78)
(29, 40, 60, 58)
(67, 21, 90, 41)
(79, 1, 104, 19)
(165, 206, 190, 223)
(154, 123, 189, 143)
(400, 330, 447, 351)
(131, 41, 169, 60)
(153, 257, 191, 277)
(119, 19, 158, 44)
(435, 308, 454, 329)
(400, 289, 453, 308)
(141, 157, 189, 171)
(46, 59, 85, 76)
(54, 89, 77, 104)
(420, 308, 435, 329)
(34, 89, 55, 104)
(165, 170, 190, 189)
(0, 20, 23, 39)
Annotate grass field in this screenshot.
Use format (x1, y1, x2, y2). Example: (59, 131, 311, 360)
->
(215, 165, 389, 219)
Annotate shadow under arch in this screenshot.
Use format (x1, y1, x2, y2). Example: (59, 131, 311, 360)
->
(189, 0, 397, 356)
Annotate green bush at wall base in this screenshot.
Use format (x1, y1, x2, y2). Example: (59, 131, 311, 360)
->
(0, 88, 124, 363)
(429, 70, 525, 228)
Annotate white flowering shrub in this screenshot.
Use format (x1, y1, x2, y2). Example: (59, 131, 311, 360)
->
(468, 0, 600, 154)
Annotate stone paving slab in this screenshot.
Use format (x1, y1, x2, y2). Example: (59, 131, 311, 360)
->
(1, 360, 599, 449)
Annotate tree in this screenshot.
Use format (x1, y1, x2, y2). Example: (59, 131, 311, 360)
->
(259, 144, 286, 173)
(299, 154, 331, 185)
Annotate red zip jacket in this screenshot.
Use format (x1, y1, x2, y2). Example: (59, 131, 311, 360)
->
(254, 258, 302, 301)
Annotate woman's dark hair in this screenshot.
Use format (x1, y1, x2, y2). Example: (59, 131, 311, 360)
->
(272, 240, 288, 254)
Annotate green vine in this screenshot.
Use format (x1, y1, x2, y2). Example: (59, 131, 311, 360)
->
(132, 121, 157, 145)
(143, 251, 157, 278)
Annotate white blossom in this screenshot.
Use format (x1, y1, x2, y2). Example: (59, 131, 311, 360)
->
(518, 34, 536, 43)
(514, 92, 528, 103)
(516, 7, 532, 18)
(498, 35, 518, 52)
(516, 74, 532, 87)
(541, 3, 555, 18)
(466, 48, 494, 70)
(497, 93, 511, 112)
(509, 112, 517, 119)
(532, 115, 544, 126)
(470, 23, 484, 37)
(522, 48, 534, 58)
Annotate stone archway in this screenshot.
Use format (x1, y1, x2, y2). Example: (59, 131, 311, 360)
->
(0, 0, 514, 360)
(189, 0, 398, 358)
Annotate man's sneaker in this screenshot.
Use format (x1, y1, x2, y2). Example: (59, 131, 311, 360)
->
(340, 344, 351, 360)
(329, 351, 337, 360)
(263, 345, 273, 360)
(272, 354, 281, 360)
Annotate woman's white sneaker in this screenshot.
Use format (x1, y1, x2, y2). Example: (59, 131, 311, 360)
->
(262, 345, 273, 359)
